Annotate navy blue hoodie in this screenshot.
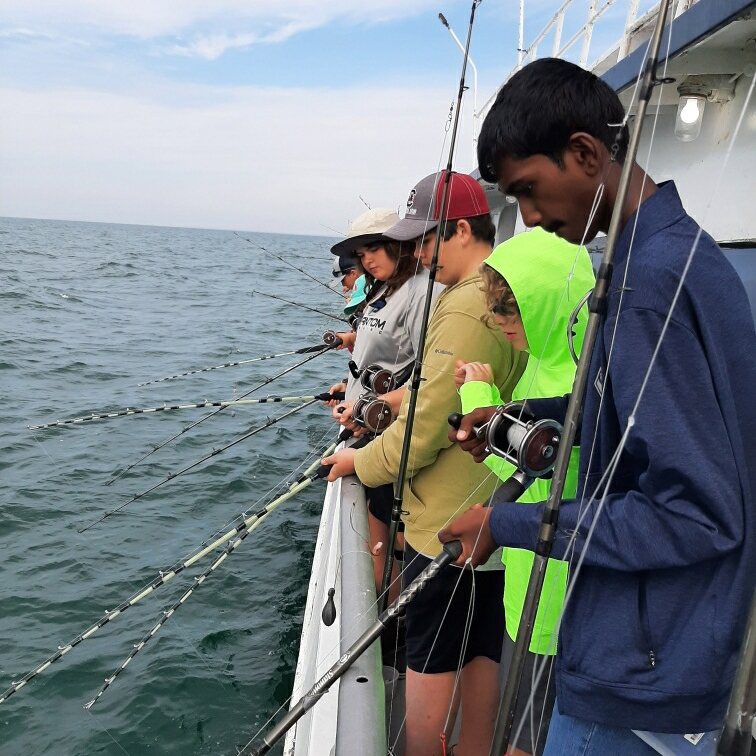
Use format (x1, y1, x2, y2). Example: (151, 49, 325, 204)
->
(489, 182, 756, 732)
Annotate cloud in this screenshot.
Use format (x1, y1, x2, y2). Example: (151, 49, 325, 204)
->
(165, 18, 319, 60)
(1, 1, 438, 52)
(0, 81, 477, 234)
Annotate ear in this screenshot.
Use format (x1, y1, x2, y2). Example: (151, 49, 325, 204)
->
(564, 133, 604, 178)
(454, 219, 473, 245)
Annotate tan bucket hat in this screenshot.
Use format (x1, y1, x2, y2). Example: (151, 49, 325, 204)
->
(330, 208, 400, 257)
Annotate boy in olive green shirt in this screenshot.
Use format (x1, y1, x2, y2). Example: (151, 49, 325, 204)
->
(324, 170, 525, 756)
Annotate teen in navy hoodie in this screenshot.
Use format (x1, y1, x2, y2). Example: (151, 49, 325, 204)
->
(440, 58, 756, 753)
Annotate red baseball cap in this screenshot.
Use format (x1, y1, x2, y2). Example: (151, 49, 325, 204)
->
(384, 170, 490, 241)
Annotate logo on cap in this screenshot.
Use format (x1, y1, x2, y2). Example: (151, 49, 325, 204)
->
(406, 189, 417, 216)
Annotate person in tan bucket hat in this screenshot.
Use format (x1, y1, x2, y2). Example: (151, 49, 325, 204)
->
(324, 207, 444, 604)
(329, 207, 400, 258)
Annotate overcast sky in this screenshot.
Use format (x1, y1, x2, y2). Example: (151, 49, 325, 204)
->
(0, 1, 644, 235)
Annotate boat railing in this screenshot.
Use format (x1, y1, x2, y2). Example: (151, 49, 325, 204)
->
(478, 0, 695, 124)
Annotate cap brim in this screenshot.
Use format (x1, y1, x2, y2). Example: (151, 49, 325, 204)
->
(330, 232, 387, 257)
(344, 295, 366, 316)
(383, 217, 439, 242)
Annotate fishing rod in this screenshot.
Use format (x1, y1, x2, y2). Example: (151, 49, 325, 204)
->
(488, 4, 675, 753)
(30, 391, 345, 431)
(85, 457, 344, 708)
(250, 290, 348, 323)
(239, 540, 463, 756)
(138, 343, 330, 387)
(234, 232, 346, 299)
(81, 399, 320, 533)
(0, 438, 349, 707)
(378, 0, 482, 610)
(106, 342, 337, 486)
(85, 429, 371, 708)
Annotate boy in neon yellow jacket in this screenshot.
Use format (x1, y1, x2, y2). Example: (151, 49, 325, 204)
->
(456, 227, 594, 756)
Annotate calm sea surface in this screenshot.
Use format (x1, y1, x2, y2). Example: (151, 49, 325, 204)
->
(0, 217, 346, 755)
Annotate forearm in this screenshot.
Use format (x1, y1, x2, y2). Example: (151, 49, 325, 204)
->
(383, 386, 407, 416)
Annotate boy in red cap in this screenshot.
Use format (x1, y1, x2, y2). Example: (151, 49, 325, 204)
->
(324, 171, 526, 756)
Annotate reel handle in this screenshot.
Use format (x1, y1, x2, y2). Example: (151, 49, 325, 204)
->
(447, 412, 487, 438)
(448, 412, 463, 429)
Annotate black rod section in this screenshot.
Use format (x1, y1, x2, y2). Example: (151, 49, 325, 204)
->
(378, 0, 482, 611)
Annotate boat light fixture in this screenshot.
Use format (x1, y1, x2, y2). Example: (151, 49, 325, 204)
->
(675, 94, 706, 142)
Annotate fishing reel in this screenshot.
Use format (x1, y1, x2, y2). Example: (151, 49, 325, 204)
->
(322, 330, 343, 348)
(485, 403, 562, 478)
(351, 395, 394, 434)
(449, 402, 562, 499)
(347, 361, 396, 395)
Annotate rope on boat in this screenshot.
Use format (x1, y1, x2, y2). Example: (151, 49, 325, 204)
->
(29, 392, 344, 431)
(137, 344, 330, 387)
(0, 444, 337, 707)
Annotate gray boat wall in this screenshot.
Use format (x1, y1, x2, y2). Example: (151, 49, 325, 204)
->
(285, 475, 386, 756)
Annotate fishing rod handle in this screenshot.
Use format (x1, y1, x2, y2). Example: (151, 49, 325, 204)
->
(312, 433, 369, 479)
(316, 390, 345, 402)
(381, 540, 462, 624)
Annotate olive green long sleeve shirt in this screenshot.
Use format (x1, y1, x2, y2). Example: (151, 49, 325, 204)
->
(353, 272, 526, 557)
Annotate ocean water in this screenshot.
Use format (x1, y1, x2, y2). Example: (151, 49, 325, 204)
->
(0, 217, 346, 755)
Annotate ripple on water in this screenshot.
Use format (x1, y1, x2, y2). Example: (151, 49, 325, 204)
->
(0, 217, 335, 756)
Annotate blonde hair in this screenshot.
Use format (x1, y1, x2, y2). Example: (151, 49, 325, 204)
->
(480, 263, 519, 318)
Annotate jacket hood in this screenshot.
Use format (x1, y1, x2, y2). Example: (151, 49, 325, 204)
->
(483, 228, 595, 396)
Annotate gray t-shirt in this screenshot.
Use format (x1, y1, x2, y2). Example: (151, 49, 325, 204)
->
(345, 269, 443, 403)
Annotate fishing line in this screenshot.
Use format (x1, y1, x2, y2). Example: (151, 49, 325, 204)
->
(234, 232, 347, 299)
(87, 433, 359, 707)
(250, 290, 348, 323)
(504, 35, 675, 749)
(0, 438, 340, 706)
(510, 25, 755, 756)
(30, 392, 344, 431)
(237, 466, 500, 754)
(185, 423, 337, 561)
(105, 344, 336, 486)
(379, 0, 483, 610)
(81, 399, 321, 533)
(487, 6, 678, 750)
(85, 710, 135, 756)
(558, 13, 677, 625)
(242, 541, 464, 756)
(137, 343, 330, 387)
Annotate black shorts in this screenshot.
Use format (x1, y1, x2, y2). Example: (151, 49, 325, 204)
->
(499, 632, 557, 756)
(366, 484, 403, 532)
(401, 543, 505, 674)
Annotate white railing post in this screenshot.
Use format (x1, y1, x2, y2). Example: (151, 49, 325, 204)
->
(518, 0, 526, 68)
(618, 0, 641, 59)
(580, 0, 599, 67)
(552, 10, 565, 56)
